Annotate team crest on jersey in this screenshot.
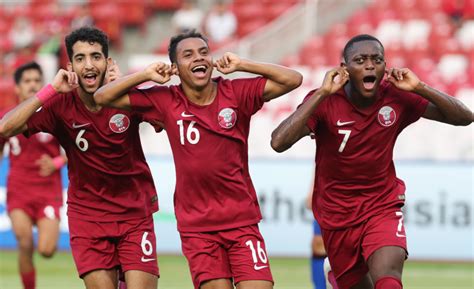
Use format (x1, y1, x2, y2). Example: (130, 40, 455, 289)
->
(109, 114, 130, 133)
(218, 108, 237, 129)
(377, 106, 397, 127)
(36, 132, 53, 143)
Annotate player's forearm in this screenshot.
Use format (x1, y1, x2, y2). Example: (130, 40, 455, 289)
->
(0, 95, 42, 138)
(238, 60, 302, 94)
(271, 90, 326, 152)
(414, 82, 473, 125)
(94, 70, 149, 105)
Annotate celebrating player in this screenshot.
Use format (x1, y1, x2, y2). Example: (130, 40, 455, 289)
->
(94, 29, 302, 289)
(271, 34, 473, 289)
(0, 62, 66, 289)
(0, 27, 159, 289)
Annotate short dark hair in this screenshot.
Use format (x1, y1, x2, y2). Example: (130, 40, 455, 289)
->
(14, 62, 43, 84)
(343, 34, 384, 62)
(168, 29, 209, 63)
(65, 26, 109, 61)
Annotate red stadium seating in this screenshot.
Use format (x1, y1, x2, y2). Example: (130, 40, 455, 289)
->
(285, 0, 473, 96)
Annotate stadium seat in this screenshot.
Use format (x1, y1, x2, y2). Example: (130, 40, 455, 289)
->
(456, 20, 474, 51)
(437, 54, 468, 83)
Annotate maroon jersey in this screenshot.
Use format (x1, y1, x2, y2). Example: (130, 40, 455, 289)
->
(26, 90, 158, 222)
(129, 77, 267, 232)
(302, 80, 429, 230)
(0, 132, 62, 204)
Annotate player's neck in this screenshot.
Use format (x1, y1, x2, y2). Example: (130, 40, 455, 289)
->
(77, 87, 102, 113)
(344, 83, 377, 108)
(182, 82, 217, 106)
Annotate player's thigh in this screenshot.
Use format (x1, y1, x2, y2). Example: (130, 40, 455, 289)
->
(226, 225, 273, 285)
(322, 226, 368, 289)
(9, 209, 34, 245)
(124, 269, 158, 289)
(237, 280, 273, 289)
(68, 218, 120, 277)
(117, 217, 159, 277)
(201, 278, 233, 289)
(367, 246, 405, 282)
(349, 273, 373, 289)
(37, 216, 60, 257)
(180, 232, 231, 289)
(362, 209, 406, 281)
(83, 269, 117, 289)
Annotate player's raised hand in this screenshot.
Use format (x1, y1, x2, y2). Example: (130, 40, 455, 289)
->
(105, 59, 122, 84)
(35, 154, 57, 177)
(320, 67, 349, 95)
(214, 52, 242, 74)
(51, 69, 79, 93)
(144, 62, 173, 84)
(386, 68, 420, 92)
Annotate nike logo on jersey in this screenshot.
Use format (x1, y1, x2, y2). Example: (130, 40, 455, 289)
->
(336, 120, 355, 126)
(141, 256, 156, 262)
(396, 232, 406, 238)
(254, 264, 268, 271)
(181, 112, 194, 117)
(72, 122, 91, 129)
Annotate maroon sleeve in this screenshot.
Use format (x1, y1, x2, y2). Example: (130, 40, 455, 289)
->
(231, 77, 267, 115)
(129, 85, 170, 131)
(297, 89, 320, 133)
(25, 97, 59, 136)
(397, 88, 429, 129)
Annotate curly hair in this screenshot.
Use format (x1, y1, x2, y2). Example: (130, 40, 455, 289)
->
(168, 29, 208, 63)
(65, 26, 109, 61)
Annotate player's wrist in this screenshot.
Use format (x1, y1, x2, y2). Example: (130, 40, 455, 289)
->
(413, 81, 427, 94)
(37, 84, 57, 104)
(52, 156, 66, 170)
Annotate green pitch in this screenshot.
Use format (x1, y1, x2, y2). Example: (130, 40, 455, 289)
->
(0, 251, 472, 289)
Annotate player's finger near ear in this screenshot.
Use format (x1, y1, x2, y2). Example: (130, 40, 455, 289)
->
(397, 69, 403, 81)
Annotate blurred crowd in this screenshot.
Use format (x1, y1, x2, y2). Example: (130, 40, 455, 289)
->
(1, 0, 472, 110)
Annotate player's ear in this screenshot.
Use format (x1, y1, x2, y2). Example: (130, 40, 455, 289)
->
(67, 63, 73, 72)
(107, 57, 113, 67)
(171, 63, 179, 75)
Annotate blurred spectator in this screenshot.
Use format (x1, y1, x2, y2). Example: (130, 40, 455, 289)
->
(204, 0, 237, 44)
(9, 17, 34, 50)
(71, 4, 94, 30)
(38, 2, 68, 56)
(442, 0, 474, 28)
(171, 0, 204, 33)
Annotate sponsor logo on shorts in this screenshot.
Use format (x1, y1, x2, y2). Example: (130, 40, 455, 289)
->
(141, 256, 156, 262)
(396, 232, 406, 238)
(254, 264, 268, 271)
(43, 205, 56, 220)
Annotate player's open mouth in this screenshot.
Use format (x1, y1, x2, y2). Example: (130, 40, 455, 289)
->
(84, 73, 97, 85)
(362, 75, 376, 90)
(191, 65, 208, 78)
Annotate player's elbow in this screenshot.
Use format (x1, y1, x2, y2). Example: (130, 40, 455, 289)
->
(0, 121, 16, 138)
(270, 133, 289, 153)
(450, 112, 473, 126)
(287, 71, 303, 90)
(93, 89, 108, 105)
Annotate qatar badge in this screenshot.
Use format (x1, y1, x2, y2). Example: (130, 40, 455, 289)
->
(109, 113, 130, 133)
(377, 106, 397, 127)
(218, 108, 237, 129)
